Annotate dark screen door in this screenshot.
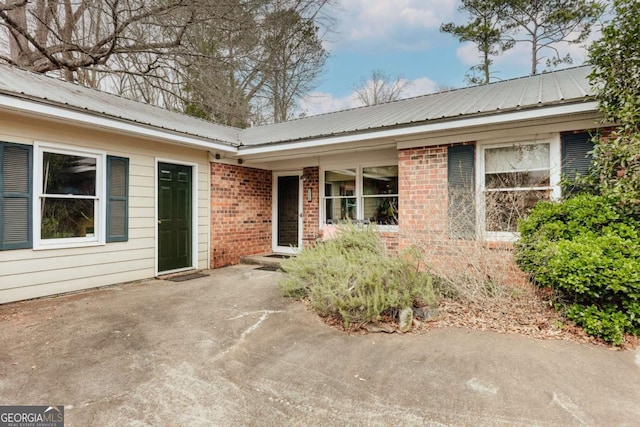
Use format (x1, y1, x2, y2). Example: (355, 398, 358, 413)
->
(158, 162, 192, 272)
(277, 175, 300, 249)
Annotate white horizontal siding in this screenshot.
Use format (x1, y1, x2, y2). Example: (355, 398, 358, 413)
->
(3, 250, 155, 288)
(0, 266, 155, 303)
(0, 111, 211, 303)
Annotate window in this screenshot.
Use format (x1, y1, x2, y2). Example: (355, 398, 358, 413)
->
(33, 143, 132, 249)
(363, 166, 398, 225)
(39, 150, 100, 242)
(480, 141, 559, 237)
(323, 165, 398, 226)
(324, 169, 356, 222)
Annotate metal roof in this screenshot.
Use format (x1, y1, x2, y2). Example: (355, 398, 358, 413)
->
(0, 64, 595, 150)
(238, 66, 594, 146)
(0, 65, 241, 146)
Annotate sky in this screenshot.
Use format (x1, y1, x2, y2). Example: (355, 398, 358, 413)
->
(298, 0, 600, 117)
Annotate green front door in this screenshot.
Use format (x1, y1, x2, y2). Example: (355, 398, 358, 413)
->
(158, 162, 192, 272)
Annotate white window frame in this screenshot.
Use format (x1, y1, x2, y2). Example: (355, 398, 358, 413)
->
(476, 136, 561, 241)
(320, 161, 399, 232)
(33, 142, 106, 250)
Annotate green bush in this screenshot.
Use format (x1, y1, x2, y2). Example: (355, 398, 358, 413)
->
(279, 224, 437, 327)
(515, 194, 640, 343)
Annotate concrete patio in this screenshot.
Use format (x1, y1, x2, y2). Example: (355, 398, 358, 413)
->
(1, 265, 639, 426)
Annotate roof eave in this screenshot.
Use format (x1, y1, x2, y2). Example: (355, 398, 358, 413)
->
(0, 93, 240, 153)
(238, 100, 599, 156)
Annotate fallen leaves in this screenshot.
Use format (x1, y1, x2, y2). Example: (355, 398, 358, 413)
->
(310, 286, 638, 349)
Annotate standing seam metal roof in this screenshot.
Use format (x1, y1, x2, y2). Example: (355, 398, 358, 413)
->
(238, 65, 595, 148)
(0, 64, 594, 149)
(0, 65, 242, 146)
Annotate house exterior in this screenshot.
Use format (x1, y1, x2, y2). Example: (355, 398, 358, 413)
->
(0, 64, 606, 303)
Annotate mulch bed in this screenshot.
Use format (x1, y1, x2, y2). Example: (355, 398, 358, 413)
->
(308, 294, 639, 350)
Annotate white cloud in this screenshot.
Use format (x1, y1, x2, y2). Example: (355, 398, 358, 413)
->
(299, 76, 438, 117)
(455, 42, 481, 67)
(335, 0, 457, 49)
(402, 77, 438, 97)
(298, 91, 361, 117)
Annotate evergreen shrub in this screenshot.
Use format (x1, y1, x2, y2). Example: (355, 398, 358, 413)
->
(515, 194, 640, 344)
(279, 224, 438, 327)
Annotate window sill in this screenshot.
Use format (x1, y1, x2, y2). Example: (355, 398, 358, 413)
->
(321, 223, 398, 233)
(483, 232, 519, 243)
(376, 225, 399, 233)
(33, 240, 105, 251)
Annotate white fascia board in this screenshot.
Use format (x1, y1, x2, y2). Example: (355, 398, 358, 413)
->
(238, 101, 599, 156)
(0, 94, 239, 154)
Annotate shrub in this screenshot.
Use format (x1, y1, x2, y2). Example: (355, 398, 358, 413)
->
(279, 224, 438, 328)
(515, 194, 640, 343)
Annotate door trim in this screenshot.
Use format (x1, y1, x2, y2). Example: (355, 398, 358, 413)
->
(155, 158, 199, 276)
(272, 171, 303, 254)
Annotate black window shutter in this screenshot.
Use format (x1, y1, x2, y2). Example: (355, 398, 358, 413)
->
(0, 142, 33, 250)
(562, 132, 594, 197)
(448, 145, 475, 239)
(562, 132, 594, 180)
(106, 156, 129, 242)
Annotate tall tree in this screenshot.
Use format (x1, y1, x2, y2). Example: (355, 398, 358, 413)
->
(0, 0, 196, 83)
(0, 0, 333, 126)
(258, 2, 328, 123)
(353, 69, 407, 106)
(180, 0, 332, 126)
(440, 0, 512, 85)
(182, 0, 262, 127)
(587, 0, 640, 211)
(502, 0, 605, 75)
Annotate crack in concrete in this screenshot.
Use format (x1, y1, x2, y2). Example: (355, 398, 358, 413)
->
(466, 377, 498, 395)
(213, 310, 284, 361)
(230, 310, 283, 340)
(552, 392, 589, 425)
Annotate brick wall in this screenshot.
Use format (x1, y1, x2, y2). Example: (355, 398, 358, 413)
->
(398, 145, 449, 250)
(379, 232, 399, 253)
(210, 163, 271, 268)
(302, 166, 320, 248)
(398, 143, 525, 282)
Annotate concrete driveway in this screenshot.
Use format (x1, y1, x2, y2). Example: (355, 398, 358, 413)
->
(1, 265, 639, 426)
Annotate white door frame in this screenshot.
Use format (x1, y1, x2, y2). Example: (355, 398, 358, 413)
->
(272, 171, 303, 254)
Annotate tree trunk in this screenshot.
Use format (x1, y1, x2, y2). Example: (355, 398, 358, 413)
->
(6, 3, 30, 65)
(483, 52, 490, 84)
(531, 40, 538, 75)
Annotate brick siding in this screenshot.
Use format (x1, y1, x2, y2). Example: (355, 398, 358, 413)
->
(398, 143, 526, 282)
(302, 166, 320, 247)
(210, 163, 272, 268)
(398, 145, 450, 250)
